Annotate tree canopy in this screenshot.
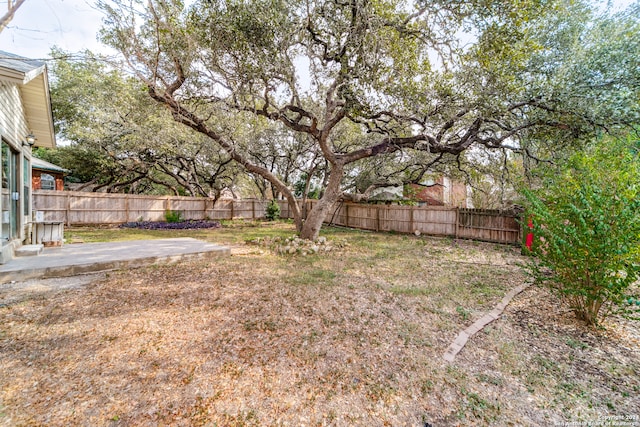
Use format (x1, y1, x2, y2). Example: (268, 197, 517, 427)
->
(45, 49, 242, 198)
(98, 0, 640, 239)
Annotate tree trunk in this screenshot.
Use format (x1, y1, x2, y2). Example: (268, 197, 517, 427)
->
(288, 197, 304, 233)
(299, 164, 343, 240)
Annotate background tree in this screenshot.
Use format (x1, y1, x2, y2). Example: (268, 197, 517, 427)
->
(45, 49, 241, 198)
(242, 122, 323, 200)
(98, 0, 640, 240)
(498, 2, 639, 161)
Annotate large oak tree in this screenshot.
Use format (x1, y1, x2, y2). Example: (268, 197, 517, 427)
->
(99, 0, 639, 240)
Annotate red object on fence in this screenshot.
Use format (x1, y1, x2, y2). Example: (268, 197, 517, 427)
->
(525, 217, 534, 250)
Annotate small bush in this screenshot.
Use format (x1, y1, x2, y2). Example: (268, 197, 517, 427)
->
(265, 200, 281, 221)
(164, 210, 183, 223)
(522, 137, 640, 326)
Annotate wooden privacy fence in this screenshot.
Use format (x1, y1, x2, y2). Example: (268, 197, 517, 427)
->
(33, 191, 522, 245)
(300, 201, 522, 245)
(33, 190, 269, 225)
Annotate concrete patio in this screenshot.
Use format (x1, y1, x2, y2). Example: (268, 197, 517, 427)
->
(0, 238, 230, 284)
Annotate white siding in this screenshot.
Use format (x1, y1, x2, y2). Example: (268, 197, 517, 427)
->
(0, 80, 32, 263)
(0, 80, 30, 147)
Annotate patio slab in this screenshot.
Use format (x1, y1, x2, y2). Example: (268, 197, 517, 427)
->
(0, 238, 230, 284)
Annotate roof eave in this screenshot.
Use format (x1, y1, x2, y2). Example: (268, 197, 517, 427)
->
(20, 67, 56, 148)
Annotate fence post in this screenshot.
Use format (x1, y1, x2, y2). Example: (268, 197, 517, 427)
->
(409, 206, 414, 233)
(345, 203, 350, 227)
(125, 194, 130, 223)
(376, 205, 380, 232)
(66, 192, 71, 227)
(230, 200, 234, 219)
(455, 208, 460, 239)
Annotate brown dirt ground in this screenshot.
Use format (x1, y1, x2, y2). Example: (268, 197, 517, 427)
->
(0, 232, 638, 426)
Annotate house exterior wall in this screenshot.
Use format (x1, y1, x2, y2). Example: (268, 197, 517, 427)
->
(411, 182, 445, 206)
(448, 180, 469, 208)
(0, 82, 30, 142)
(32, 169, 64, 191)
(0, 81, 33, 263)
(408, 176, 470, 208)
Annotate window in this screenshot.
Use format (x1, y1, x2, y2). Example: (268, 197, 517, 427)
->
(40, 173, 55, 190)
(24, 157, 29, 215)
(1, 140, 18, 240)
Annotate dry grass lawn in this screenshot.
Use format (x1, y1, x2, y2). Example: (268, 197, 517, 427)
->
(1, 221, 638, 426)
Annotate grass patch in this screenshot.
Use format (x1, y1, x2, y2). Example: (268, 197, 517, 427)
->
(389, 285, 437, 297)
(65, 219, 297, 245)
(457, 388, 501, 423)
(285, 267, 338, 287)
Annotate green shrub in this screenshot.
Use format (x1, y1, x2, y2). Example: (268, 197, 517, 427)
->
(522, 137, 640, 326)
(164, 210, 183, 223)
(265, 200, 281, 221)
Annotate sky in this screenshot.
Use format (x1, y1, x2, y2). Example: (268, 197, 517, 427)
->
(0, 0, 636, 61)
(0, 0, 114, 59)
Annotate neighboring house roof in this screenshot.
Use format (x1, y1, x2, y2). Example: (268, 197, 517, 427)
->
(0, 50, 56, 148)
(31, 157, 67, 174)
(369, 185, 404, 201)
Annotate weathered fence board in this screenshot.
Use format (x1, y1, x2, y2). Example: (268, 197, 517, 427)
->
(456, 208, 521, 244)
(33, 191, 522, 244)
(301, 200, 521, 244)
(32, 191, 270, 225)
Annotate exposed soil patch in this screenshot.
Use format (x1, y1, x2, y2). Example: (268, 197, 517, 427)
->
(0, 274, 106, 307)
(0, 225, 637, 426)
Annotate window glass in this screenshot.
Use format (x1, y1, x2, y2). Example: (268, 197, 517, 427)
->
(24, 157, 29, 215)
(40, 173, 55, 190)
(1, 142, 9, 240)
(1, 141, 18, 240)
